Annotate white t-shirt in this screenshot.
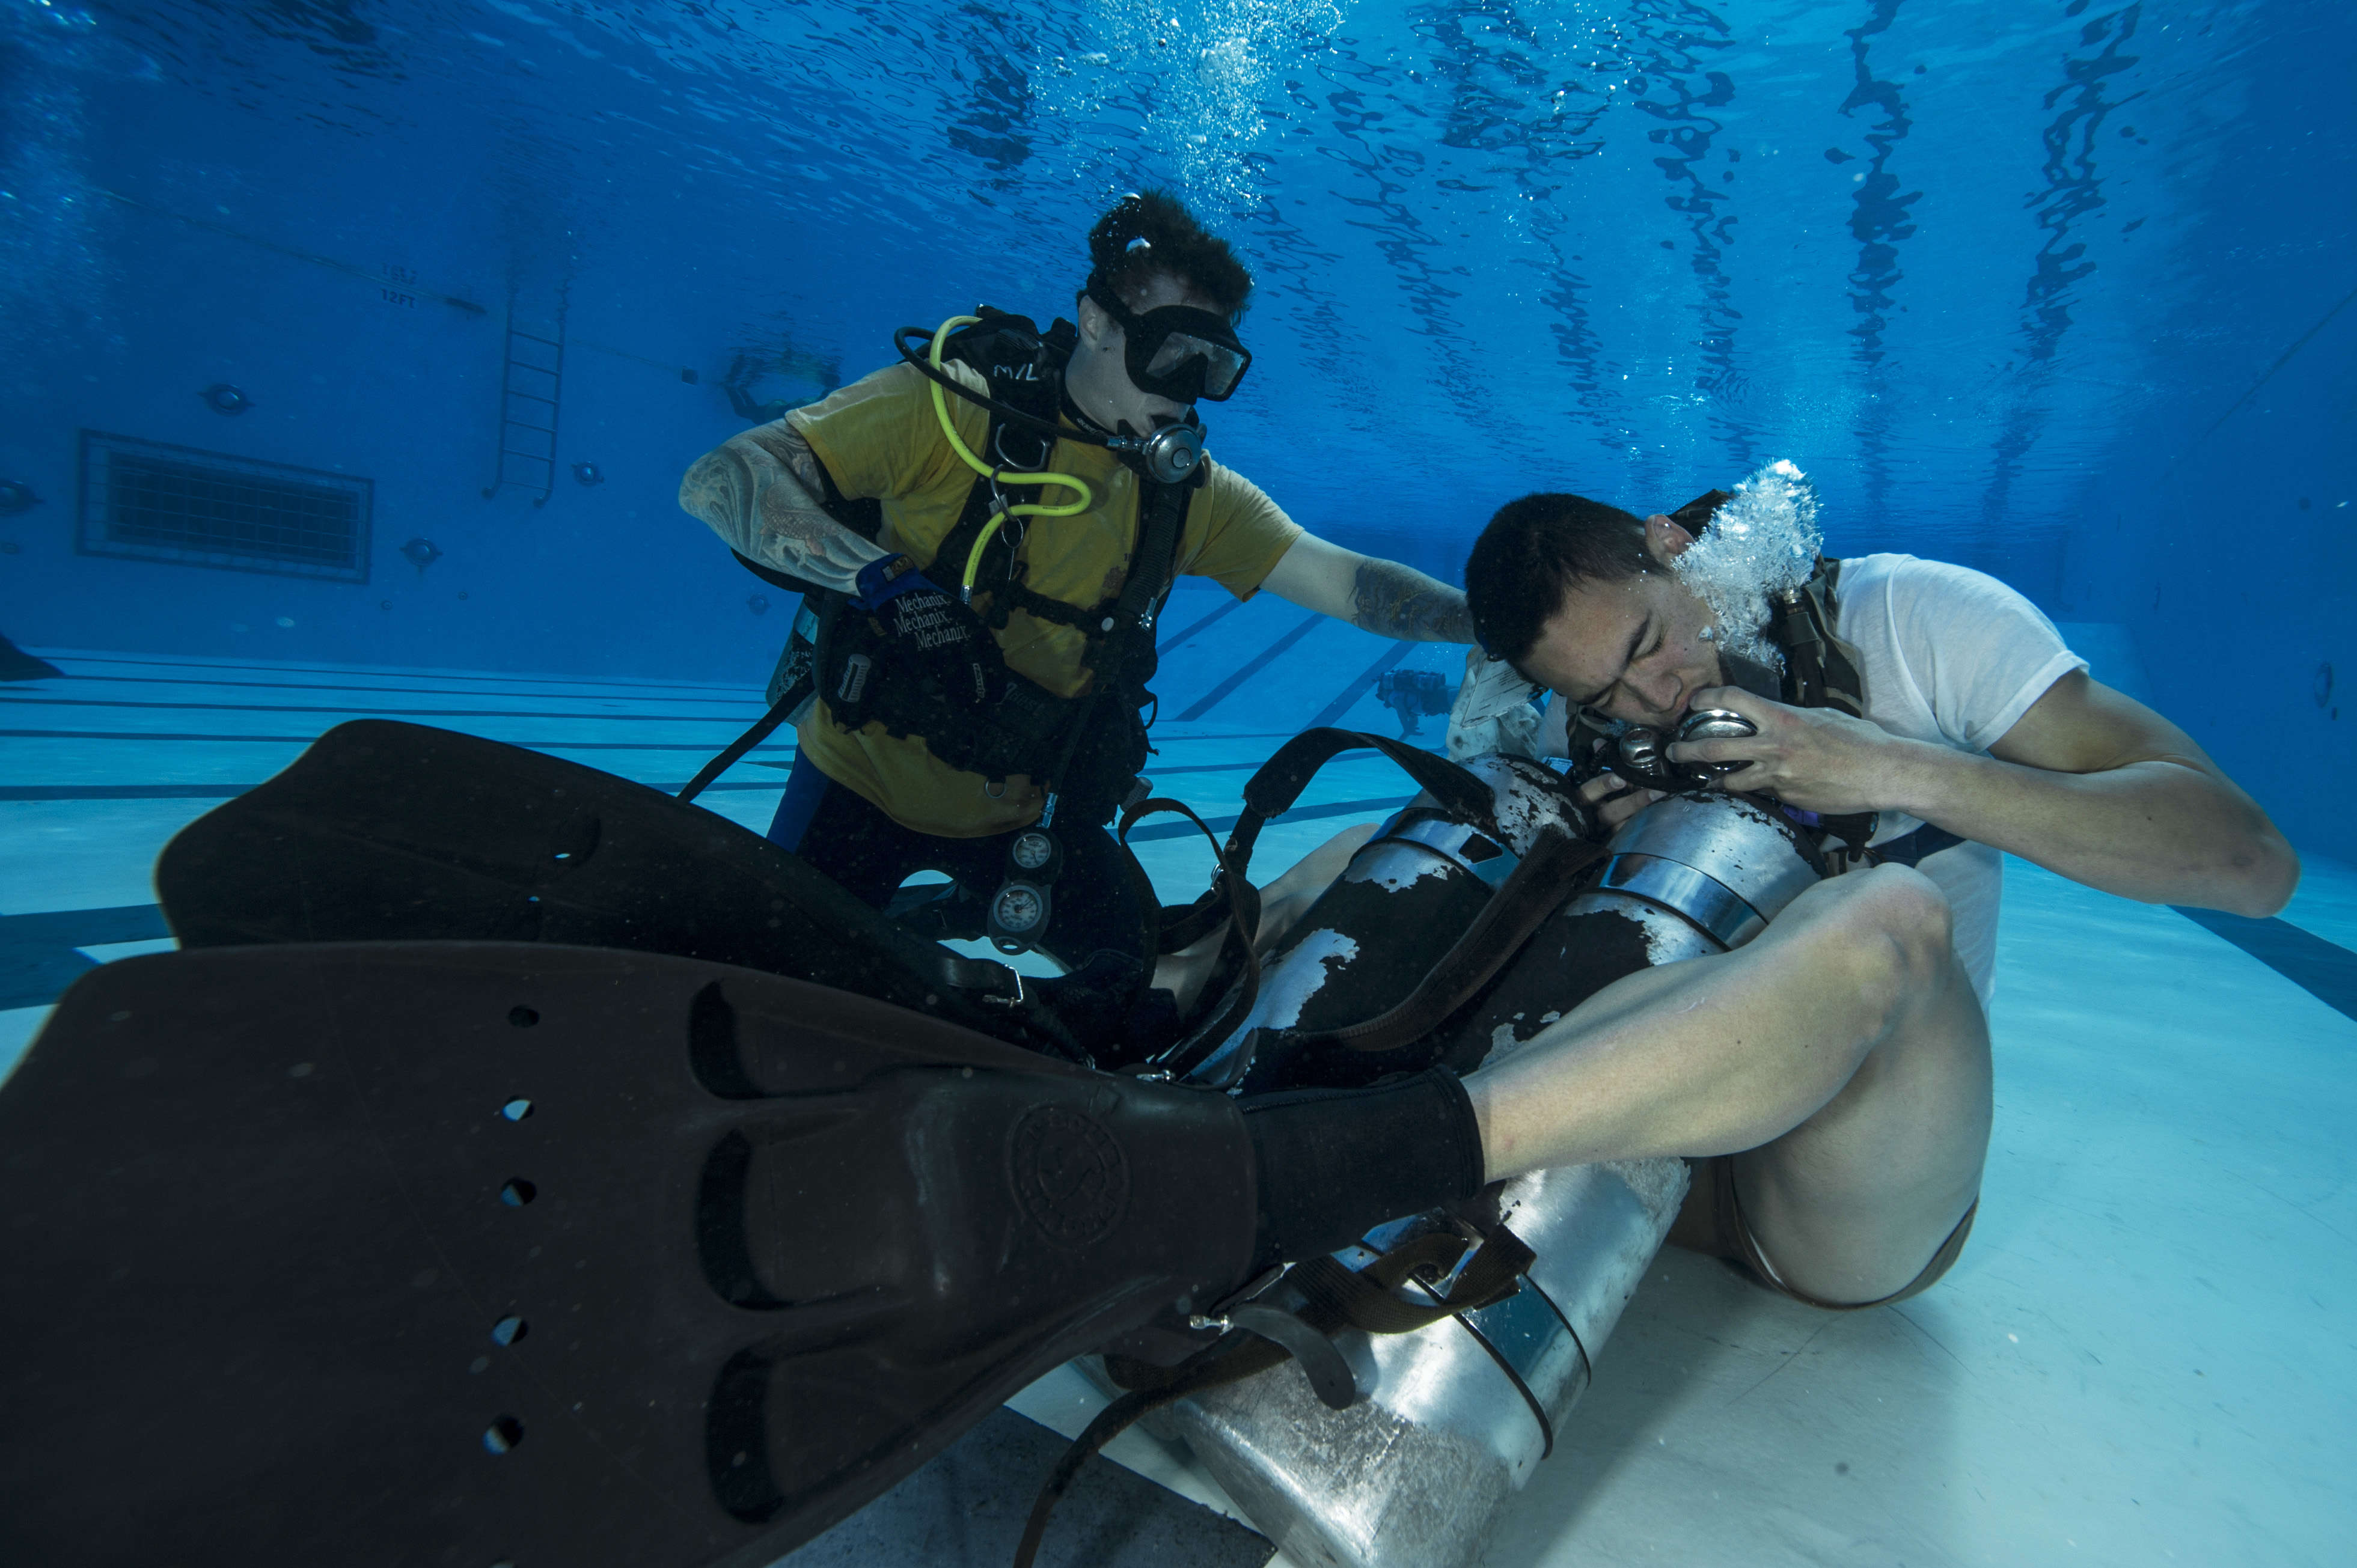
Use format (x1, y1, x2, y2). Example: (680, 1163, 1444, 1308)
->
(1526, 554, 2083, 1002)
(1826, 554, 2086, 1003)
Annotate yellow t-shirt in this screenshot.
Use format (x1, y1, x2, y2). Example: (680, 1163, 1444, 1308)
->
(784, 359, 1304, 838)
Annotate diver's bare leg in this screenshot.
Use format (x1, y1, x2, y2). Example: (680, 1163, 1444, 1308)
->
(1464, 865, 1990, 1304)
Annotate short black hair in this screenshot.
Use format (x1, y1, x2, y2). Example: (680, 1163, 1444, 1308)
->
(1084, 189, 1252, 320)
(1464, 493, 1652, 667)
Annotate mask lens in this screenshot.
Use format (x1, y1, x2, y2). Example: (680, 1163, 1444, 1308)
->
(1145, 332, 1249, 399)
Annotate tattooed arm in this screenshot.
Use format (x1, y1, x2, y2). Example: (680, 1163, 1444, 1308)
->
(676, 419, 887, 594)
(1259, 531, 1475, 643)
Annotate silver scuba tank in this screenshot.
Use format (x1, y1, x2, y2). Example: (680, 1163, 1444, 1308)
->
(1117, 734, 1826, 1568)
(1185, 753, 1584, 1094)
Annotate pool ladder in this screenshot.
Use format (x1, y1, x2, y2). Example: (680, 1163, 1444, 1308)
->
(483, 287, 568, 507)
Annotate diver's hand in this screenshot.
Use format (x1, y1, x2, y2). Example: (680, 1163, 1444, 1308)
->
(1445, 647, 1544, 761)
(855, 556, 1005, 707)
(1577, 769, 1662, 835)
(1665, 686, 1916, 814)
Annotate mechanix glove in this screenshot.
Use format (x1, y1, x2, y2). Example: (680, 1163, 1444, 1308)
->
(854, 555, 1006, 707)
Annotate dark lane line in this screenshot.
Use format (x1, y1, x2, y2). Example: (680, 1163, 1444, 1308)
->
(0, 779, 791, 803)
(44, 654, 742, 695)
(40, 673, 762, 706)
(0, 904, 176, 1010)
(0, 697, 765, 722)
(0, 728, 793, 754)
(1177, 614, 1324, 722)
(747, 751, 1405, 778)
(1310, 642, 1416, 730)
(1126, 795, 1411, 843)
(2172, 908, 2357, 1023)
(1154, 596, 1246, 656)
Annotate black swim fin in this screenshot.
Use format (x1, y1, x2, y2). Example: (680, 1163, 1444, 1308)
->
(0, 942, 1256, 1567)
(154, 719, 1083, 1057)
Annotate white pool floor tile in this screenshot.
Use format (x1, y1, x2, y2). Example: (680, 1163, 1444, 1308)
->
(4, 651, 2353, 1567)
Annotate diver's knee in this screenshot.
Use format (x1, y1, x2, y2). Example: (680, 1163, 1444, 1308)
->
(1823, 865, 1954, 1008)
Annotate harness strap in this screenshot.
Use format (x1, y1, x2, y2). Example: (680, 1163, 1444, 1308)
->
(1277, 826, 1606, 1056)
(1150, 726, 1499, 957)
(1119, 795, 1264, 1076)
(1770, 557, 1879, 859)
(1287, 1224, 1532, 1333)
(1010, 1340, 1276, 1568)
(1019, 1217, 1536, 1566)
(1772, 557, 1868, 719)
(674, 683, 804, 805)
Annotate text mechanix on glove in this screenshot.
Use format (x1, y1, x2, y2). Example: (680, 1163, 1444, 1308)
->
(886, 593, 967, 653)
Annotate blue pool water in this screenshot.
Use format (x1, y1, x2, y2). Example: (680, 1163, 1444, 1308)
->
(1, 2, 2353, 1565)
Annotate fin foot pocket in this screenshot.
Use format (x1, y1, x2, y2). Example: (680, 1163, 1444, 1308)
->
(0, 941, 1256, 1567)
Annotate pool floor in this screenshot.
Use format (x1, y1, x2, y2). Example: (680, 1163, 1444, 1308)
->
(4, 650, 2352, 1568)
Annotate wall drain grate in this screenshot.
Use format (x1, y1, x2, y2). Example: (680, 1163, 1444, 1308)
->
(76, 430, 372, 584)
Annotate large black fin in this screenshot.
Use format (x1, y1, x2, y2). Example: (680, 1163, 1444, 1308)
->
(0, 943, 1253, 1566)
(153, 719, 1069, 1053)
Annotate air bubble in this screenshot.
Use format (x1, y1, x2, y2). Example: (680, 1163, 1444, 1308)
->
(1672, 458, 1823, 669)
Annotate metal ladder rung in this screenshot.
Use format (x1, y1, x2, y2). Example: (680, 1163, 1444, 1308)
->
(486, 291, 570, 507)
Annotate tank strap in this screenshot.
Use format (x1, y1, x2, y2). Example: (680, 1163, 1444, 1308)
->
(1148, 727, 1500, 956)
(1018, 1217, 1536, 1567)
(1130, 730, 1604, 1073)
(1119, 795, 1264, 1064)
(1277, 826, 1605, 1057)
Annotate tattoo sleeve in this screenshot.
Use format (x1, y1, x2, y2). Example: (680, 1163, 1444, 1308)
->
(1349, 557, 1476, 643)
(676, 419, 887, 594)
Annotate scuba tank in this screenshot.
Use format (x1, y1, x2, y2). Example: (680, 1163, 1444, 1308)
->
(1093, 712, 1828, 1568)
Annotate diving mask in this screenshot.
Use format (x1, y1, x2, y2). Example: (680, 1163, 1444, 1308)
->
(1083, 274, 1252, 403)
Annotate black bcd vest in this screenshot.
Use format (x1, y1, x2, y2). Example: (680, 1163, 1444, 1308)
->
(732, 307, 1196, 827)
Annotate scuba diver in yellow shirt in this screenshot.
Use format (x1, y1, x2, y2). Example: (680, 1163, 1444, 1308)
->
(680, 190, 1471, 1054)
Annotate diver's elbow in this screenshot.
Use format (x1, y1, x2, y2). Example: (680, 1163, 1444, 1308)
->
(677, 446, 739, 529)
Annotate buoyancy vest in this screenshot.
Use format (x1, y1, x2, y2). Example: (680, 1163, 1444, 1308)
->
(700, 308, 1197, 828)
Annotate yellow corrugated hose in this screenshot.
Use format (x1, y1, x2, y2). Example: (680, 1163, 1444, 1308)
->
(926, 315, 1095, 599)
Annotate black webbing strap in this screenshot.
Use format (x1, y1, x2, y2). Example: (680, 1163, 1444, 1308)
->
(1156, 727, 1503, 955)
(1770, 558, 1866, 721)
(1144, 733, 1604, 1058)
(1277, 825, 1605, 1056)
(1119, 795, 1264, 1073)
(1228, 727, 1503, 871)
(1011, 1332, 1285, 1568)
(1016, 1221, 1536, 1568)
(1769, 557, 1878, 859)
(1287, 1224, 1532, 1335)
(676, 680, 806, 804)
(1126, 729, 1499, 1063)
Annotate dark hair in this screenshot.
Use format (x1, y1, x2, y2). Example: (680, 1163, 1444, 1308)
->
(1084, 189, 1252, 319)
(1464, 493, 1652, 666)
